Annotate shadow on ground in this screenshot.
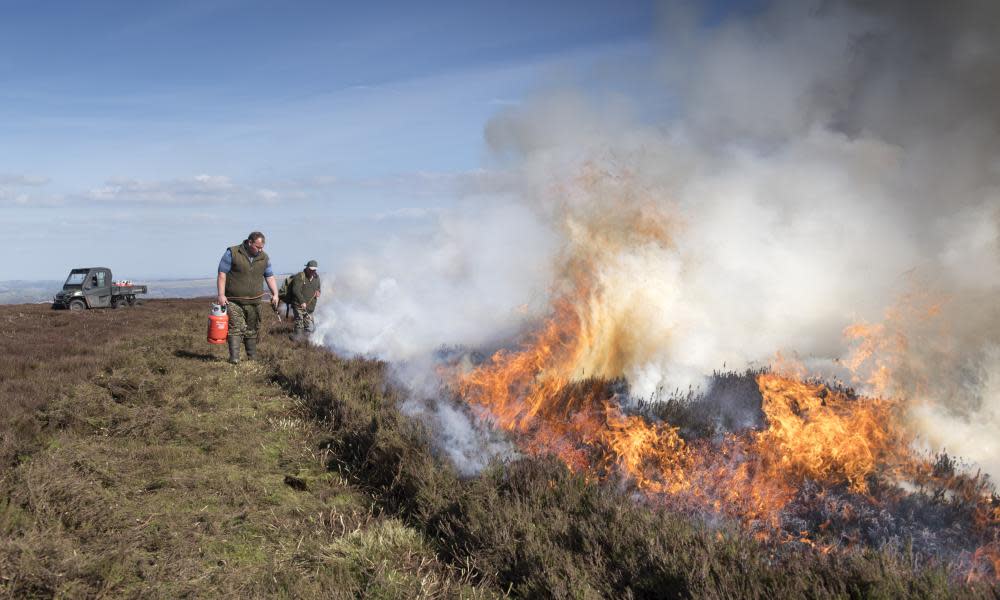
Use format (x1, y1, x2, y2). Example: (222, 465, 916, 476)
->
(173, 348, 219, 362)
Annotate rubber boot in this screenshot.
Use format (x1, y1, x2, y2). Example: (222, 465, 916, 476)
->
(227, 336, 241, 364)
(244, 337, 257, 360)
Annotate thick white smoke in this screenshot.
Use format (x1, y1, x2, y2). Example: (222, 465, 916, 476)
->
(314, 200, 556, 362)
(315, 0, 1000, 478)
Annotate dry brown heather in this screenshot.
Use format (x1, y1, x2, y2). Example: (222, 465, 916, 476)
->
(0, 300, 493, 599)
(265, 330, 1000, 599)
(2, 299, 998, 599)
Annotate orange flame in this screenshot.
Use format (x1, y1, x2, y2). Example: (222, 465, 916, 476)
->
(455, 290, 919, 520)
(448, 170, 996, 578)
(968, 543, 1000, 584)
(754, 373, 911, 493)
(450, 278, 997, 574)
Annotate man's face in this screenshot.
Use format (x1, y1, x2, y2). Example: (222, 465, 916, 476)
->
(247, 238, 265, 256)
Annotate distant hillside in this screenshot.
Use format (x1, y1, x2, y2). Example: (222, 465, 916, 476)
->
(0, 275, 300, 304)
(0, 280, 61, 304)
(0, 277, 217, 304)
(140, 277, 216, 299)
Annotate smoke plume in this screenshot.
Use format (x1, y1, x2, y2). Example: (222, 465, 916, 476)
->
(314, 0, 1000, 479)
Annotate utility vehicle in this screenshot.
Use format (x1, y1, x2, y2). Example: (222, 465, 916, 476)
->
(52, 267, 148, 310)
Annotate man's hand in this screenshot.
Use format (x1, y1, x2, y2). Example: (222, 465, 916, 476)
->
(299, 303, 307, 310)
(264, 275, 278, 309)
(218, 294, 228, 306)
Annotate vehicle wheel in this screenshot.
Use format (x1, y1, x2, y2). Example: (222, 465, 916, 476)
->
(69, 299, 86, 311)
(127, 295, 136, 306)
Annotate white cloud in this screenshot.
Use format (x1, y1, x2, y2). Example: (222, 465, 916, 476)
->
(83, 174, 292, 205)
(0, 173, 57, 205)
(0, 173, 49, 187)
(192, 174, 234, 189)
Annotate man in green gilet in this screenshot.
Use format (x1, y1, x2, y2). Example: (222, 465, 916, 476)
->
(217, 231, 280, 364)
(288, 259, 322, 339)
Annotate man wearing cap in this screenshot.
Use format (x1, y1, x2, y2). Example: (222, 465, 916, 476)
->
(288, 260, 321, 339)
(217, 231, 280, 363)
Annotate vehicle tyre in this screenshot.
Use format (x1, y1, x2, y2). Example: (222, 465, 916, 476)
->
(111, 297, 123, 309)
(69, 299, 86, 311)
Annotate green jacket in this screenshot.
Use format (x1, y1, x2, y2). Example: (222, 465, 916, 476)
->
(289, 270, 321, 312)
(225, 244, 271, 303)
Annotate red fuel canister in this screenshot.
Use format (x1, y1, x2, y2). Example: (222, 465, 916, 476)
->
(207, 303, 229, 344)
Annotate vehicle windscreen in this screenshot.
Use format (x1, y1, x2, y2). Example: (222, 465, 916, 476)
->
(64, 272, 87, 287)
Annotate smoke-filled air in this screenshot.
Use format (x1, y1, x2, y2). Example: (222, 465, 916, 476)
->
(313, 0, 1000, 579)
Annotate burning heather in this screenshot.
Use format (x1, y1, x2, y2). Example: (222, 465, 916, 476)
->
(433, 178, 999, 581)
(314, 0, 1000, 584)
(452, 341, 1000, 580)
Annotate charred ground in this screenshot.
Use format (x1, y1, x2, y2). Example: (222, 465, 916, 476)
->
(1, 299, 997, 598)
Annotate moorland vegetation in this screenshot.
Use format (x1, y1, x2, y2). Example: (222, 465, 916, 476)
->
(1, 299, 996, 598)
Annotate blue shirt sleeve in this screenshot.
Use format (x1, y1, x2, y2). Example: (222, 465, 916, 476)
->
(218, 248, 233, 273)
(263, 261, 273, 278)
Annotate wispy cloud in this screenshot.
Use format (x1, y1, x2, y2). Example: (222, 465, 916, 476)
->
(0, 173, 54, 205)
(371, 206, 444, 221)
(3, 168, 503, 208)
(347, 168, 515, 197)
(0, 173, 49, 187)
(83, 174, 291, 205)
(0, 189, 27, 205)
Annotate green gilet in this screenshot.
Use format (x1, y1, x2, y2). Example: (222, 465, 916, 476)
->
(290, 270, 322, 311)
(225, 244, 270, 303)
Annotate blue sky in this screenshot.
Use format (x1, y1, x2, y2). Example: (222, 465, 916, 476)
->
(0, 0, 751, 280)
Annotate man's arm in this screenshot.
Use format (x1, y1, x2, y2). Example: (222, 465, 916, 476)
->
(217, 272, 227, 305)
(217, 247, 232, 305)
(266, 275, 279, 308)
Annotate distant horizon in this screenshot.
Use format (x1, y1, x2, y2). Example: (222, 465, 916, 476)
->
(0, 273, 293, 305)
(0, 271, 311, 285)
